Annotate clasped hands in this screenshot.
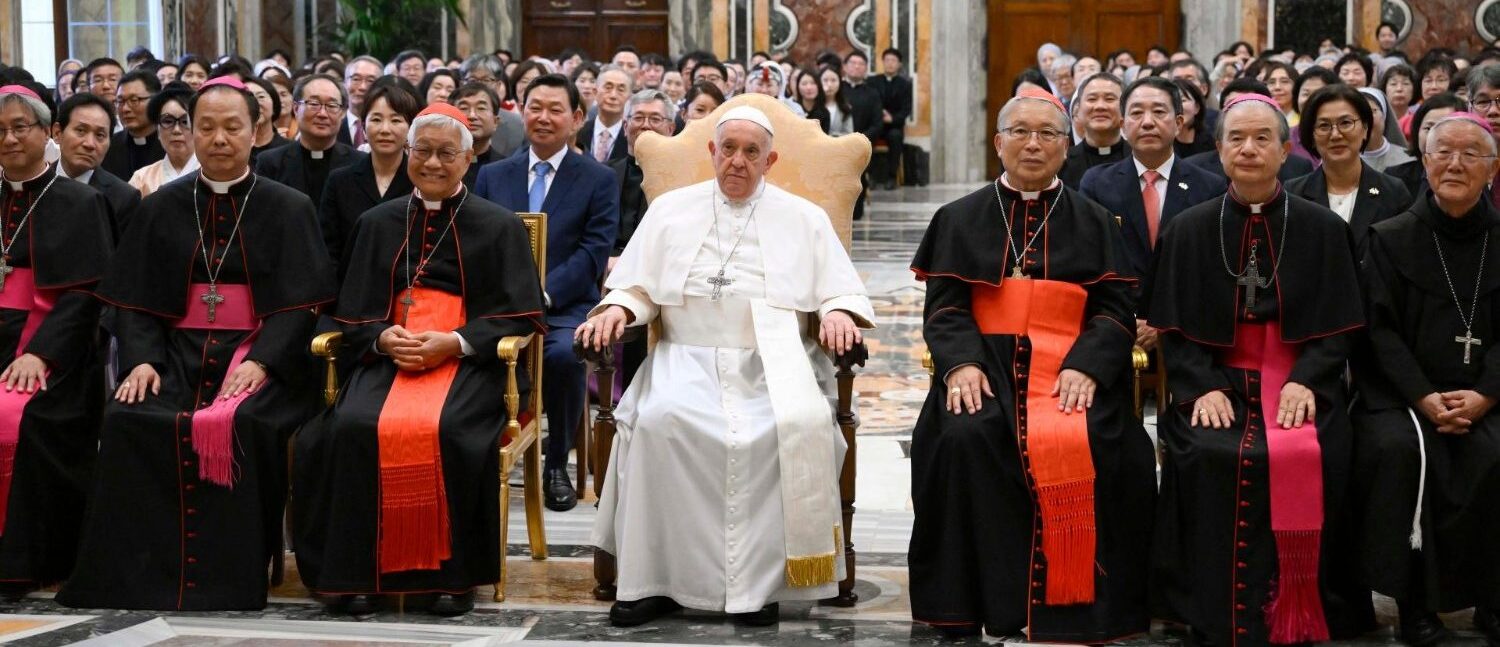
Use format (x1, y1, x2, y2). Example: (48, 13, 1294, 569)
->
(379, 325, 462, 371)
(574, 306, 864, 356)
(1418, 390, 1494, 434)
(1190, 382, 1315, 430)
(944, 365, 1096, 416)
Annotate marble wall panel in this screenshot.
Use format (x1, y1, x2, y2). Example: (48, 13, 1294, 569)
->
(1399, 0, 1488, 57)
(781, 0, 866, 62)
(182, 0, 219, 57)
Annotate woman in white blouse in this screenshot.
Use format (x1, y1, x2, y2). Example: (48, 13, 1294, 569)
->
(129, 85, 198, 197)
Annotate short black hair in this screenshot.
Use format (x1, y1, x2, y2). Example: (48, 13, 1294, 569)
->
(1121, 76, 1183, 116)
(693, 59, 728, 82)
(177, 55, 212, 76)
(209, 57, 253, 81)
(1406, 92, 1466, 157)
(1010, 67, 1050, 96)
(1298, 83, 1374, 158)
(641, 53, 670, 69)
(1172, 78, 1208, 132)
(1293, 66, 1339, 113)
(418, 68, 461, 104)
(613, 45, 638, 56)
(1334, 53, 1374, 85)
(751, 51, 772, 61)
(1416, 56, 1457, 85)
(845, 50, 869, 64)
(146, 81, 195, 124)
(1379, 63, 1416, 96)
(1221, 77, 1272, 103)
(522, 73, 581, 111)
(188, 79, 261, 124)
(452, 80, 501, 112)
(362, 82, 421, 123)
(393, 49, 426, 68)
(85, 57, 123, 83)
(245, 77, 282, 122)
(126, 45, 155, 64)
(881, 47, 903, 62)
(55, 91, 116, 128)
(1377, 22, 1399, 37)
(119, 69, 162, 94)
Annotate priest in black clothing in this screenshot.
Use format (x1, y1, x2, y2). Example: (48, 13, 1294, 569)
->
(0, 85, 112, 593)
(254, 73, 362, 208)
(1351, 113, 1500, 647)
(610, 89, 674, 384)
(100, 70, 164, 181)
(1145, 93, 1373, 646)
(58, 76, 335, 611)
(453, 83, 512, 188)
(318, 83, 418, 278)
(1059, 72, 1129, 187)
(908, 89, 1155, 642)
(292, 102, 544, 617)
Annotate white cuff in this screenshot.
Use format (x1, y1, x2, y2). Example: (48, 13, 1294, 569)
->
(818, 295, 876, 329)
(453, 332, 474, 357)
(592, 287, 657, 326)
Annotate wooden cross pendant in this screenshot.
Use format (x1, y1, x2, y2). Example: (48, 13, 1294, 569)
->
(1456, 329, 1482, 365)
(200, 283, 225, 323)
(708, 269, 733, 301)
(1237, 256, 1267, 309)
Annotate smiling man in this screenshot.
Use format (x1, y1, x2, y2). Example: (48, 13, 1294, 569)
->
(1059, 72, 1129, 187)
(254, 73, 362, 208)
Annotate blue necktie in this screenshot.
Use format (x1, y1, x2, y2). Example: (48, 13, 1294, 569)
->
(529, 161, 552, 212)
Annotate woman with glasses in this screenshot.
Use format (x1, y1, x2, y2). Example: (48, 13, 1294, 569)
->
(128, 83, 199, 197)
(317, 84, 419, 278)
(1385, 93, 1466, 204)
(1287, 84, 1411, 251)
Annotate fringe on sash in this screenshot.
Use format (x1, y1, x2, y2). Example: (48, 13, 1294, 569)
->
(1266, 529, 1330, 644)
(191, 400, 239, 488)
(0, 442, 14, 533)
(784, 526, 841, 588)
(1038, 477, 1097, 605)
(379, 461, 451, 573)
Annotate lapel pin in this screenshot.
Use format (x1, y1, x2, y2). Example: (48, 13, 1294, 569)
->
(1178, 182, 1189, 191)
(1369, 187, 1380, 196)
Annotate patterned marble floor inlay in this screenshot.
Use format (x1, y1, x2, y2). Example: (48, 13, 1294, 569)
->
(0, 186, 1489, 645)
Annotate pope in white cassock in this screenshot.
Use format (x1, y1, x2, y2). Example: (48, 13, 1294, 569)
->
(577, 105, 874, 628)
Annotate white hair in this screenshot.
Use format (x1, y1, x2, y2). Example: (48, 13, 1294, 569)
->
(1429, 116, 1499, 156)
(1052, 55, 1077, 76)
(997, 95, 1069, 133)
(625, 89, 677, 122)
(407, 114, 474, 151)
(0, 94, 51, 127)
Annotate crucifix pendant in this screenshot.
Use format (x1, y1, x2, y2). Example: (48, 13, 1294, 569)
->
(0, 256, 13, 293)
(399, 289, 416, 325)
(1456, 329, 1482, 365)
(708, 269, 733, 301)
(200, 282, 225, 323)
(1011, 265, 1026, 280)
(1237, 251, 1267, 309)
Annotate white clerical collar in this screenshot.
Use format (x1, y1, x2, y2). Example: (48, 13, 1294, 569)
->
(528, 146, 568, 173)
(132, 136, 148, 146)
(202, 169, 251, 194)
(4, 166, 52, 191)
(999, 173, 1060, 201)
(713, 178, 767, 208)
(1133, 155, 1175, 181)
(415, 186, 464, 211)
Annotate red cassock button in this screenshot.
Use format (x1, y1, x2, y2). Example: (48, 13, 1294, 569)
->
(1240, 501, 1250, 507)
(1237, 628, 1248, 635)
(1237, 541, 1248, 548)
(182, 460, 191, 467)
(187, 532, 198, 538)
(1241, 480, 1251, 486)
(1236, 604, 1247, 611)
(1243, 460, 1253, 467)
(186, 582, 197, 588)
(186, 508, 197, 515)
(1237, 583, 1247, 590)
(1239, 521, 1249, 528)
(1237, 561, 1247, 569)
(187, 557, 197, 564)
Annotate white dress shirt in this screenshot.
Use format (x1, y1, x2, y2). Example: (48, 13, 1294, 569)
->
(1133, 155, 1176, 215)
(527, 146, 569, 197)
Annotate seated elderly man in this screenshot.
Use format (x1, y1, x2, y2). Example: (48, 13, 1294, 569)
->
(580, 106, 872, 627)
(291, 103, 545, 618)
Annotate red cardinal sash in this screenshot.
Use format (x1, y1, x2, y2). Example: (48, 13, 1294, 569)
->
(177, 283, 258, 489)
(376, 287, 464, 573)
(0, 269, 54, 534)
(1222, 321, 1329, 643)
(972, 278, 1097, 605)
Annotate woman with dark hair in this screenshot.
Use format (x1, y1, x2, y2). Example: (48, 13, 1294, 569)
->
(508, 60, 550, 112)
(1381, 63, 1417, 122)
(1383, 92, 1465, 202)
(679, 80, 725, 130)
(569, 62, 600, 113)
(418, 68, 460, 106)
(1011, 67, 1051, 97)
(1228, 41, 1255, 61)
(267, 74, 297, 139)
(1288, 84, 1410, 250)
(245, 77, 288, 163)
(318, 83, 420, 276)
(128, 82, 198, 196)
(177, 55, 211, 90)
(1416, 56, 1457, 102)
(1295, 66, 1339, 115)
(820, 65, 853, 136)
(1335, 52, 1374, 88)
(1259, 61, 1300, 123)
(1172, 78, 1214, 158)
(793, 66, 830, 133)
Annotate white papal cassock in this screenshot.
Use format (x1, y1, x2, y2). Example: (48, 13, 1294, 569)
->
(590, 178, 873, 613)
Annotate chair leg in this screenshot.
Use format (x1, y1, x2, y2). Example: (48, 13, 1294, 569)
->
(496, 470, 512, 603)
(524, 439, 548, 560)
(575, 386, 589, 495)
(823, 363, 860, 607)
(593, 549, 618, 601)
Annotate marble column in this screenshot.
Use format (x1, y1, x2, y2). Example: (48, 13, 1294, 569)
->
(1183, 0, 1239, 60)
(929, 0, 985, 184)
(670, 0, 714, 56)
(464, 0, 518, 56)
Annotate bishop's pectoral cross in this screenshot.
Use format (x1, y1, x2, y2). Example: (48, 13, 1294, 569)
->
(1237, 245, 1269, 309)
(200, 283, 225, 323)
(399, 289, 416, 325)
(1456, 329, 1483, 365)
(708, 269, 733, 301)
(0, 256, 13, 293)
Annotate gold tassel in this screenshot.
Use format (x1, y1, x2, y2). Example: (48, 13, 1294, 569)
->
(783, 526, 842, 588)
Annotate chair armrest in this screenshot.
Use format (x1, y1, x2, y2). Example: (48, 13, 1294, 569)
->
(572, 326, 645, 365)
(311, 331, 344, 357)
(497, 334, 534, 363)
(922, 350, 933, 376)
(833, 341, 869, 371)
(311, 332, 345, 406)
(1132, 345, 1150, 371)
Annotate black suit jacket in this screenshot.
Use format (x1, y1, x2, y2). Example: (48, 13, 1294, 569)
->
(576, 117, 629, 163)
(318, 154, 415, 277)
(336, 118, 353, 147)
(85, 167, 142, 241)
(609, 155, 647, 255)
(1285, 161, 1411, 254)
(253, 141, 363, 206)
(869, 74, 912, 124)
(1183, 148, 1314, 183)
(844, 81, 884, 142)
(463, 145, 509, 189)
(1079, 156, 1227, 287)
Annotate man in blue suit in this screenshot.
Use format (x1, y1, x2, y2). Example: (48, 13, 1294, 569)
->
(474, 74, 620, 511)
(1080, 76, 1225, 351)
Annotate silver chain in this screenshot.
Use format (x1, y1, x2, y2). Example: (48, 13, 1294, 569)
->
(710, 192, 760, 281)
(0, 169, 57, 258)
(1430, 230, 1488, 334)
(403, 190, 467, 291)
(1217, 190, 1290, 283)
(993, 178, 1064, 274)
(192, 173, 257, 285)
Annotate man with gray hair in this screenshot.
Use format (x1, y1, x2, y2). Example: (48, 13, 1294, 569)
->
(609, 89, 678, 385)
(291, 101, 545, 618)
(459, 54, 507, 97)
(579, 64, 634, 163)
(1465, 64, 1500, 209)
(340, 55, 383, 147)
(909, 87, 1149, 641)
(580, 105, 871, 628)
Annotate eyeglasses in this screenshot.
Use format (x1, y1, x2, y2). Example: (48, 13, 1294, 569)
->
(158, 115, 191, 131)
(696, 73, 724, 83)
(296, 99, 344, 114)
(0, 122, 40, 140)
(1426, 150, 1499, 165)
(628, 114, 669, 127)
(1472, 98, 1500, 112)
(346, 74, 378, 87)
(409, 146, 462, 163)
(1000, 126, 1067, 143)
(1314, 118, 1362, 135)
(114, 95, 149, 108)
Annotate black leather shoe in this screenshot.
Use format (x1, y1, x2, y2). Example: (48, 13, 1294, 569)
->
(544, 467, 576, 512)
(1475, 606, 1500, 645)
(609, 596, 682, 627)
(339, 594, 379, 616)
(731, 602, 779, 626)
(430, 590, 475, 616)
(930, 622, 981, 639)
(1398, 602, 1449, 647)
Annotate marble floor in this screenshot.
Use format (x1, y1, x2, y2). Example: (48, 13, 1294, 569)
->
(0, 186, 1489, 645)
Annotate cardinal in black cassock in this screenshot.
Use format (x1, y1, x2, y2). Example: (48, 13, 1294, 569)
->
(0, 85, 113, 591)
(1350, 113, 1500, 645)
(293, 103, 545, 617)
(1145, 94, 1373, 646)
(59, 78, 336, 611)
(908, 89, 1155, 642)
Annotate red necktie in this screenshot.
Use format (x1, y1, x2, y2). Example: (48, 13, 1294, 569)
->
(1142, 169, 1162, 247)
(353, 119, 366, 148)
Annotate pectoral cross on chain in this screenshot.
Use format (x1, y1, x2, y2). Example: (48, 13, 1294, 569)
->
(399, 289, 416, 325)
(1237, 245, 1269, 309)
(708, 269, 733, 301)
(200, 283, 225, 323)
(1457, 329, 1483, 365)
(0, 256, 13, 293)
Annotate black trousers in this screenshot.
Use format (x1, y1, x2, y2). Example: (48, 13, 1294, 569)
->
(871, 124, 905, 184)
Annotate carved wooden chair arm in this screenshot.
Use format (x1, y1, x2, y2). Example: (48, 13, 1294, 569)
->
(833, 341, 869, 371)
(311, 331, 344, 406)
(572, 326, 645, 365)
(1132, 345, 1150, 371)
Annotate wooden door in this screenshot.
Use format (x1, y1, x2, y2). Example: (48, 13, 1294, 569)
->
(985, 0, 1179, 176)
(522, 0, 668, 61)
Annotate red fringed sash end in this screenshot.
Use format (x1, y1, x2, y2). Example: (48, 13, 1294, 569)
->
(191, 399, 240, 488)
(0, 442, 15, 534)
(1038, 478, 1097, 605)
(378, 462, 452, 573)
(1266, 529, 1330, 644)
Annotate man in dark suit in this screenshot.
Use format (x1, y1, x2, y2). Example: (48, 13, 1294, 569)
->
(337, 56, 383, 147)
(609, 89, 677, 387)
(100, 69, 164, 181)
(1080, 77, 1226, 352)
(1061, 72, 1130, 187)
(255, 73, 363, 208)
(52, 92, 141, 238)
(868, 48, 913, 190)
(844, 50, 884, 220)
(474, 74, 619, 512)
(576, 65, 632, 164)
(1183, 78, 1313, 182)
